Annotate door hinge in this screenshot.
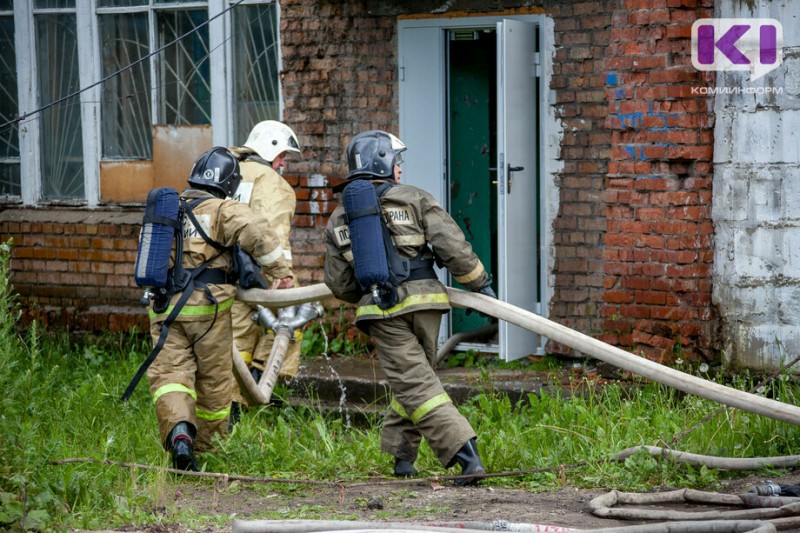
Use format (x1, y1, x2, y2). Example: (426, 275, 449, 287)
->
(533, 52, 541, 78)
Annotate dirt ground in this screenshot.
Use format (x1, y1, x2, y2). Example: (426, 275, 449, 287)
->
(100, 470, 800, 533)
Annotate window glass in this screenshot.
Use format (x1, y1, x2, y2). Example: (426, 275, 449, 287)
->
(158, 9, 210, 125)
(232, 3, 280, 144)
(0, 14, 20, 196)
(0, 1, 13, 11)
(97, 0, 147, 6)
(34, 0, 75, 8)
(99, 13, 152, 159)
(36, 13, 84, 199)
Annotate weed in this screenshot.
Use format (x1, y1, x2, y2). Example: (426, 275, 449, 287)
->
(301, 305, 370, 358)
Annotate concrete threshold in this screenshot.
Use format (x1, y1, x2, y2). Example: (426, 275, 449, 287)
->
(280, 356, 604, 419)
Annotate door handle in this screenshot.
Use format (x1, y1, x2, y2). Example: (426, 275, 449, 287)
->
(507, 164, 524, 193)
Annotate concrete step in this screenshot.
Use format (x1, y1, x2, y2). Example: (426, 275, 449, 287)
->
(281, 356, 599, 415)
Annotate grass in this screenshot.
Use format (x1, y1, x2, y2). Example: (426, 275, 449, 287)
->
(2, 239, 800, 530)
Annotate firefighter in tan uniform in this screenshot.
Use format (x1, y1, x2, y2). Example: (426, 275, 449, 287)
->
(323, 130, 496, 485)
(228, 121, 303, 410)
(147, 147, 292, 471)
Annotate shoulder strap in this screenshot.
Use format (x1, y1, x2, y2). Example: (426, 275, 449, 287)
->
(181, 198, 229, 252)
(242, 153, 271, 166)
(375, 181, 395, 198)
(343, 181, 395, 224)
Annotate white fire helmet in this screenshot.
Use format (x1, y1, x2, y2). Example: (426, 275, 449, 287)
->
(243, 120, 302, 163)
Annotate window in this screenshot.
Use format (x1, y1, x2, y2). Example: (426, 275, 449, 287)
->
(232, 3, 280, 145)
(99, 12, 151, 159)
(99, 2, 211, 160)
(35, 2, 85, 199)
(4, 0, 281, 206)
(0, 1, 19, 196)
(158, 9, 211, 126)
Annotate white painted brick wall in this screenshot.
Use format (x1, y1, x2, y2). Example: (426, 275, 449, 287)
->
(713, 0, 800, 370)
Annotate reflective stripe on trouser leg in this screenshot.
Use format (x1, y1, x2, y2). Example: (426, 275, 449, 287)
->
(391, 392, 452, 424)
(371, 310, 476, 466)
(147, 321, 198, 448)
(192, 313, 235, 452)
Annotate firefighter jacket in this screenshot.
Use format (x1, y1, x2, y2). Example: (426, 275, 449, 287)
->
(149, 188, 291, 324)
(229, 147, 296, 278)
(324, 180, 489, 326)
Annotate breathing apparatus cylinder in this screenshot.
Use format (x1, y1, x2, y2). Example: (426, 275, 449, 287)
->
(342, 179, 390, 306)
(134, 187, 182, 308)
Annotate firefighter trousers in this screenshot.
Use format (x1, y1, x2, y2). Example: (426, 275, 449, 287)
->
(369, 310, 476, 467)
(147, 315, 233, 452)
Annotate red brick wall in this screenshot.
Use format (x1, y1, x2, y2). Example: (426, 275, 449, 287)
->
(0, 209, 147, 332)
(280, 0, 398, 285)
(546, 1, 613, 349)
(600, 0, 717, 361)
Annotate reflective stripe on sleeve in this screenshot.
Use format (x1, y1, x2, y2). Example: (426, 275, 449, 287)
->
(454, 263, 485, 285)
(256, 246, 284, 266)
(153, 383, 196, 404)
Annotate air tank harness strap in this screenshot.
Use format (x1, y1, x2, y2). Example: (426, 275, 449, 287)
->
(406, 253, 437, 282)
(241, 153, 272, 167)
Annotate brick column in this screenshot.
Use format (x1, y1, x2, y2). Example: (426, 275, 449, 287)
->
(602, 0, 717, 361)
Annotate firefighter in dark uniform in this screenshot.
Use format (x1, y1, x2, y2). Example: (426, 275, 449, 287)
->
(323, 130, 496, 485)
(146, 147, 292, 471)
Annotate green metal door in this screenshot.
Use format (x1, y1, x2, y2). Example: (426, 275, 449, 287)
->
(448, 31, 497, 334)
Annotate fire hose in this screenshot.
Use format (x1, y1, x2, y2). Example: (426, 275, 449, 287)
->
(232, 301, 324, 406)
(231, 517, 779, 532)
(238, 283, 800, 428)
(234, 284, 800, 532)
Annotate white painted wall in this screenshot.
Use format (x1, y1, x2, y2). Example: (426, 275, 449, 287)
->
(713, 0, 800, 369)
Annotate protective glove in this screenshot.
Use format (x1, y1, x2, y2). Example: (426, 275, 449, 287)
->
(466, 277, 497, 316)
(476, 280, 497, 300)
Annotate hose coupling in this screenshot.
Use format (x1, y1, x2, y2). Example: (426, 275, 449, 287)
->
(748, 480, 782, 497)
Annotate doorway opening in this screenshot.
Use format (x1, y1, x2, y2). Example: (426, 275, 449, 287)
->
(398, 14, 549, 360)
(446, 28, 499, 347)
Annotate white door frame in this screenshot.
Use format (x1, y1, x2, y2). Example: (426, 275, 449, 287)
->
(398, 14, 554, 358)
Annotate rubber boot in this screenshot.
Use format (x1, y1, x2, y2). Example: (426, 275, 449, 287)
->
(229, 402, 242, 432)
(448, 438, 485, 486)
(394, 458, 418, 478)
(169, 422, 198, 472)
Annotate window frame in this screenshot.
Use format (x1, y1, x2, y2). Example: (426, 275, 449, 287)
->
(7, 0, 282, 207)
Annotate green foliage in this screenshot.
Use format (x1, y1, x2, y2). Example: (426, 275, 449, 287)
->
(3, 241, 800, 528)
(300, 305, 370, 358)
